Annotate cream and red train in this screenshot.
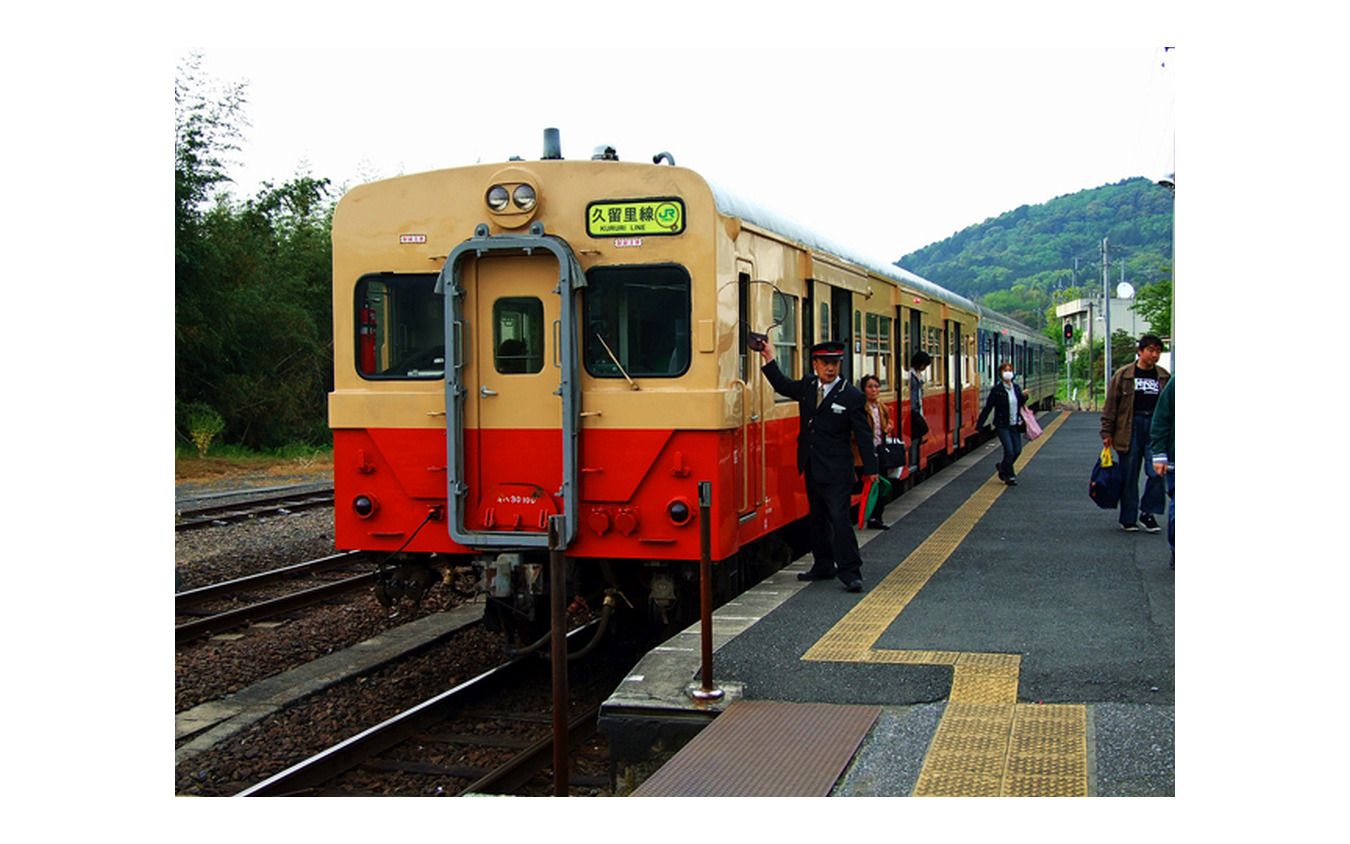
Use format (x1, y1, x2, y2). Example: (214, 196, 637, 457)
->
(329, 131, 1056, 636)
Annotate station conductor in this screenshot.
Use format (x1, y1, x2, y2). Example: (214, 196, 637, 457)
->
(756, 339, 878, 592)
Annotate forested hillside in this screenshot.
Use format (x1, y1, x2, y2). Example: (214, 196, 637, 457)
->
(896, 177, 1173, 329)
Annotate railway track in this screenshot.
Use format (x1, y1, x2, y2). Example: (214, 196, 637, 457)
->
(175, 551, 373, 645)
(176, 486, 336, 531)
(239, 622, 616, 796)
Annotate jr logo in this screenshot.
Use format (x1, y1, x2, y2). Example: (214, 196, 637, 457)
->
(656, 202, 681, 229)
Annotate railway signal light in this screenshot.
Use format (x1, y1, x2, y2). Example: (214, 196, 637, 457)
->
(1064, 323, 1074, 342)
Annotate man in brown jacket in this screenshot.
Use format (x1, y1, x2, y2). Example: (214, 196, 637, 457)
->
(1101, 334, 1170, 532)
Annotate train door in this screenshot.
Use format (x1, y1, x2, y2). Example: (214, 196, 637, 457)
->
(948, 319, 963, 448)
(441, 233, 583, 550)
(736, 266, 765, 517)
(831, 286, 852, 382)
(908, 309, 923, 467)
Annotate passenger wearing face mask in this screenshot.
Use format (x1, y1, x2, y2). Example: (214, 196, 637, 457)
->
(977, 362, 1029, 485)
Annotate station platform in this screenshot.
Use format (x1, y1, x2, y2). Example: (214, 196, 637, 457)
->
(597, 410, 1175, 797)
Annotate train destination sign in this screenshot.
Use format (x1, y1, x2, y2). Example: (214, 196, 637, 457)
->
(586, 198, 684, 237)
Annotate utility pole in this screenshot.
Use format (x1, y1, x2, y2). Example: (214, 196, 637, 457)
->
(1086, 300, 1094, 408)
(1102, 237, 1111, 393)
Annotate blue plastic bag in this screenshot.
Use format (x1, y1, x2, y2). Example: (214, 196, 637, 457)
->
(1089, 447, 1124, 509)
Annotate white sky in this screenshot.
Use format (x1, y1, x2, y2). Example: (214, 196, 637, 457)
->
(179, 2, 1177, 261)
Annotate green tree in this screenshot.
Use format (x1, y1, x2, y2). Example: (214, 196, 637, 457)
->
(1131, 276, 1173, 341)
(175, 56, 335, 450)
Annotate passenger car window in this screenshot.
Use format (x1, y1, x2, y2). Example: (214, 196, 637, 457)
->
(355, 274, 444, 379)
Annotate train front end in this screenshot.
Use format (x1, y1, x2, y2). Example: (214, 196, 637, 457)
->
(329, 140, 743, 638)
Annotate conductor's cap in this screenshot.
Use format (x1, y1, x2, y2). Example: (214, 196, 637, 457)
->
(811, 341, 845, 361)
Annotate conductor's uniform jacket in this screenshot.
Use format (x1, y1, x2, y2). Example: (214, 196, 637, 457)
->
(762, 361, 878, 481)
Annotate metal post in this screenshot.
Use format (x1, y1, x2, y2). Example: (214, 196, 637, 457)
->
(1086, 301, 1094, 410)
(548, 514, 569, 796)
(690, 481, 724, 702)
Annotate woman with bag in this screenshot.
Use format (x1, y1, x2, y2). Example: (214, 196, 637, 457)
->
(857, 375, 895, 528)
(908, 350, 931, 471)
(977, 362, 1030, 485)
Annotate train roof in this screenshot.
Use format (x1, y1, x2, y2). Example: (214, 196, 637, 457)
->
(701, 177, 1049, 347)
(705, 179, 981, 314)
(973, 303, 1055, 345)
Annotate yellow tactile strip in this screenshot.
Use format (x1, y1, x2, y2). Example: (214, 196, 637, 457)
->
(798, 413, 1089, 796)
(914, 702, 1089, 796)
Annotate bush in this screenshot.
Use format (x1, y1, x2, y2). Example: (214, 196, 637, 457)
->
(182, 402, 226, 457)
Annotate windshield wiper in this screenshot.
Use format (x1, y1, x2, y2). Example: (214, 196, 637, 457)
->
(595, 333, 639, 391)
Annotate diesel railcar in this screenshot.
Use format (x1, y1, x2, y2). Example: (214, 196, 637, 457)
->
(328, 131, 1056, 637)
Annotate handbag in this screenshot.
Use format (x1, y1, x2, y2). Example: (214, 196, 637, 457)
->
(911, 412, 929, 440)
(1020, 407, 1042, 440)
(879, 437, 907, 479)
(1089, 446, 1124, 509)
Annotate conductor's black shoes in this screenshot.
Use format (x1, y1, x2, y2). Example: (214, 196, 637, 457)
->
(798, 569, 836, 581)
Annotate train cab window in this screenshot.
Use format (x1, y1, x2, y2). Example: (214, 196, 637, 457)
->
(583, 264, 691, 378)
(354, 273, 444, 379)
(493, 297, 544, 374)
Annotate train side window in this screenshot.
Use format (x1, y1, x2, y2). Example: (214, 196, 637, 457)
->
(354, 273, 444, 380)
(583, 264, 691, 378)
(863, 312, 892, 389)
(494, 297, 544, 374)
(927, 325, 944, 388)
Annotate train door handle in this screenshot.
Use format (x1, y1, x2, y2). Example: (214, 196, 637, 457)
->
(480, 386, 498, 397)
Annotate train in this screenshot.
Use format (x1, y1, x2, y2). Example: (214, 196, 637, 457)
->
(328, 129, 1057, 640)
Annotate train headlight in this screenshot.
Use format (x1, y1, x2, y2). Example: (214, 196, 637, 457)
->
(666, 498, 693, 526)
(486, 185, 511, 212)
(352, 495, 379, 519)
(483, 168, 541, 228)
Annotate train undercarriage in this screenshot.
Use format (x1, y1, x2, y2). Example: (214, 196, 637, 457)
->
(366, 524, 803, 650)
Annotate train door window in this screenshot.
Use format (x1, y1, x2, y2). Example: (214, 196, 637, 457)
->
(583, 264, 691, 378)
(901, 316, 911, 399)
(803, 280, 816, 351)
(853, 309, 863, 379)
(354, 273, 444, 379)
(771, 293, 799, 380)
(819, 302, 830, 342)
(738, 274, 751, 382)
(965, 332, 976, 387)
(493, 297, 544, 374)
